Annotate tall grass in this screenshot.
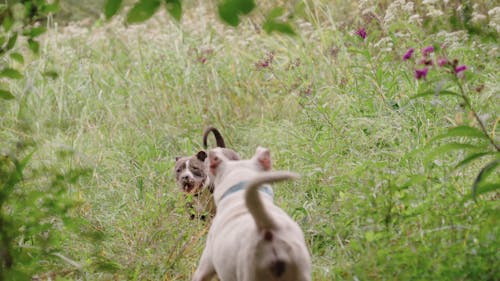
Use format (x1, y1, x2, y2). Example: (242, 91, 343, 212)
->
(1, 0, 499, 280)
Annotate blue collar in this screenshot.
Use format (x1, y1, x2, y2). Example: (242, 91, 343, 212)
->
(219, 181, 274, 202)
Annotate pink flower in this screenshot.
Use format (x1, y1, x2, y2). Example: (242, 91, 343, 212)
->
(355, 28, 367, 40)
(422, 45, 434, 57)
(437, 58, 447, 67)
(403, 48, 414, 60)
(415, 68, 429, 80)
(455, 65, 467, 74)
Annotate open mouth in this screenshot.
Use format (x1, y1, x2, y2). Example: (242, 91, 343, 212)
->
(183, 182, 195, 193)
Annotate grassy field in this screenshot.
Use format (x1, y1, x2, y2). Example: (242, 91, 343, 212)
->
(1, 1, 499, 280)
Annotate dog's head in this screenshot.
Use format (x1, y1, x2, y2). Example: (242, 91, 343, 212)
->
(208, 146, 272, 187)
(174, 151, 209, 194)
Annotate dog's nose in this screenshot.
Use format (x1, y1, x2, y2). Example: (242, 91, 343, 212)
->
(182, 175, 190, 181)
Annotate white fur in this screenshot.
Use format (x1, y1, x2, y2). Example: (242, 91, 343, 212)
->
(192, 147, 311, 281)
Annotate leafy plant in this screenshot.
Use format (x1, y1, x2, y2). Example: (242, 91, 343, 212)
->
(404, 45, 499, 200)
(0, 1, 103, 279)
(0, 0, 58, 100)
(104, 0, 296, 34)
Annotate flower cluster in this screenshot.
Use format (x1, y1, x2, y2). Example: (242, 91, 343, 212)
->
(402, 45, 468, 80)
(355, 28, 367, 40)
(255, 51, 275, 69)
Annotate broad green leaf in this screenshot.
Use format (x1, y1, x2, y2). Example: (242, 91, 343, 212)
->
(410, 90, 461, 100)
(0, 89, 15, 100)
(218, 0, 255, 26)
(165, 0, 182, 21)
(472, 159, 500, 200)
(6, 33, 18, 51)
(267, 7, 284, 19)
(0, 68, 23, 79)
(429, 125, 488, 143)
(263, 7, 296, 35)
(126, 0, 161, 24)
(23, 26, 47, 38)
(455, 152, 498, 169)
(218, 1, 240, 26)
(263, 21, 295, 35)
(235, 0, 255, 14)
(28, 38, 40, 54)
(10, 52, 24, 64)
(424, 142, 477, 165)
(105, 0, 123, 20)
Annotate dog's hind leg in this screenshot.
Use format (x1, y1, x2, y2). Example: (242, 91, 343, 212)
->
(192, 249, 216, 281)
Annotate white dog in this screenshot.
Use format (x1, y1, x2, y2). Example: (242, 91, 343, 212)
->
(192, 147, 311, 281)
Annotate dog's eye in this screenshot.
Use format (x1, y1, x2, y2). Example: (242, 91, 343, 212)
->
(176, 168, 182, 173)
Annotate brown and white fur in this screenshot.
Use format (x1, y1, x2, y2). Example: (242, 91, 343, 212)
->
(174, 127, 239, 220)
(192, 147, 311, 281)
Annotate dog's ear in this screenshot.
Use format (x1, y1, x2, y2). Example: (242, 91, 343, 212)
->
(196, 151, 208, 161)
(208, 149, 224, 176)
(254, 146, 272, 171)
(175, 156, 181, 162)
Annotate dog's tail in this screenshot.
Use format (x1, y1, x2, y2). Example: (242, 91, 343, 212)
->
(244, 171, 299, 231)
(202, 127, 226, 149)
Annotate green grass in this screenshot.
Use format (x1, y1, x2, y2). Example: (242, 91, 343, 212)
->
(1, 1, 499, 280)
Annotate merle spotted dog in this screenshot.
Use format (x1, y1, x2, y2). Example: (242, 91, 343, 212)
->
(174, 127, 239, 220)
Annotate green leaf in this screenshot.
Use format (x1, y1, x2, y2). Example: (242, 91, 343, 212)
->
(473, 182, 500, 197)
(263, 21, 295, 35)
(10, 52, 24, 64)
(235, 0, 255, 14)
(424, 142, 477, 165)
(126, 0, 161, 24)
(165, 0, 181, 21)
(218, 2, 240, 26)
(397, 174, 427, 190)
(429, 125, 488, 143)
(455, 152, 498, 169)
(262, 7, 296, 35)
(43, 70, 59, 79)
(23, 27, 47, 38)
(267, 7, 284, 19)
(40, 2, 60, 14)
(410, 90, 462, 100)
(105, 0, 123, 20)
(6, 33, 18, 51)
(3, 15, 13, 31)
(0, 68, 23, 79)
(28, 38, 40, 54)
(218, 0, 255, 26)
(0, 89, 15, 100)
(472, 159, 500, 200)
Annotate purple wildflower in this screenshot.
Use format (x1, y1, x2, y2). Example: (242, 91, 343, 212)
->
(355, 28, 367, 40)
(415, 68, 429, 80)
(422, 45, 434, 57)
(437, 58, 447, 67)
(455, 65, 467, 74)
(403, 48, 414, 60)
